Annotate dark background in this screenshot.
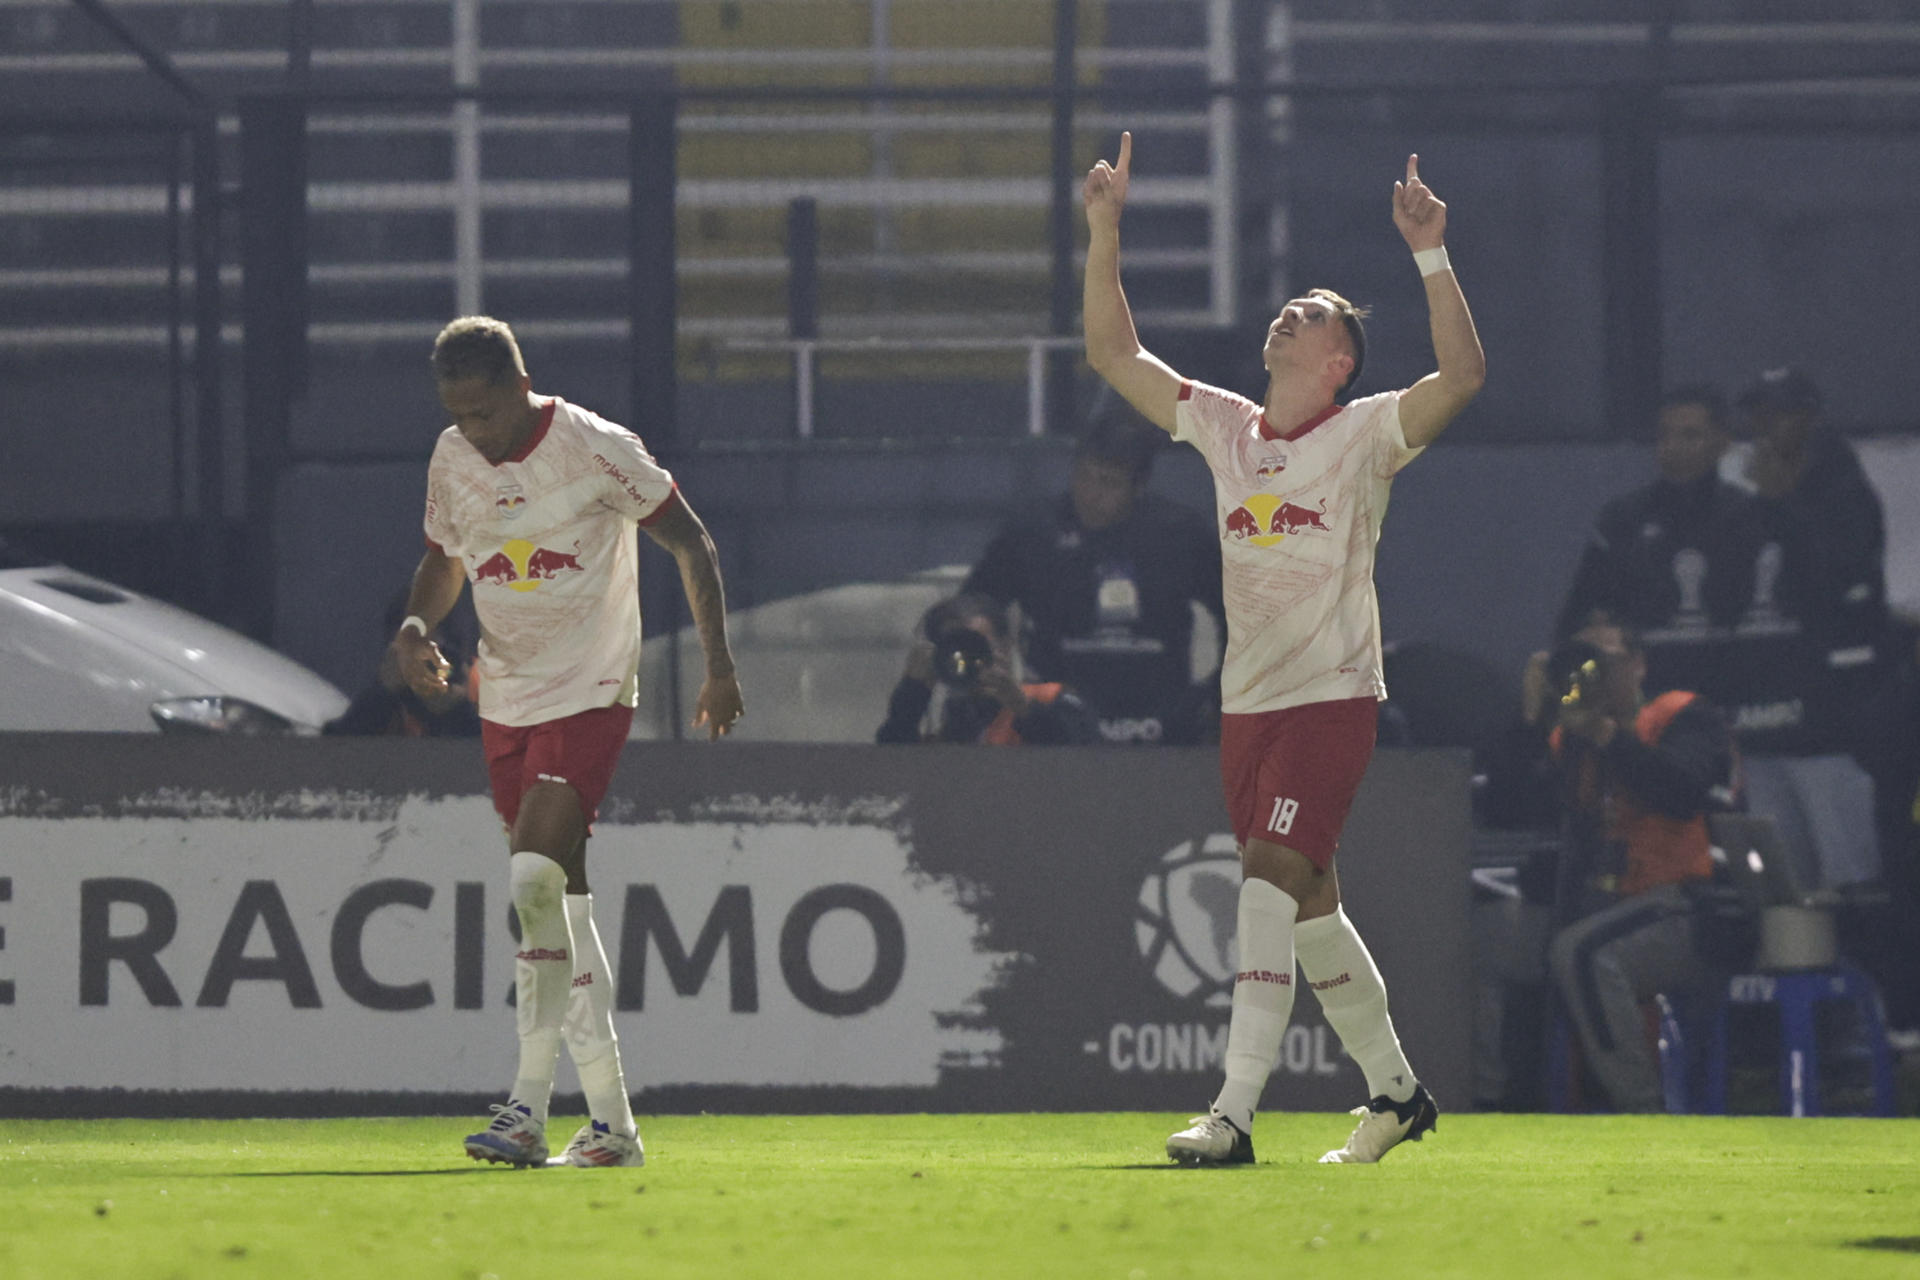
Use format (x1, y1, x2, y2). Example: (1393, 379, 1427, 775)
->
(2, 2, 1917, 709)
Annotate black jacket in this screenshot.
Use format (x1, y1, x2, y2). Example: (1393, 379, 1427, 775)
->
(963, 493, 1222, 744)
(1557, 472, 1764, 644)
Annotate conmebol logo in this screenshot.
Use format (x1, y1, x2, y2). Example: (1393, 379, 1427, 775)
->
(1133, 834, 1240, 1006)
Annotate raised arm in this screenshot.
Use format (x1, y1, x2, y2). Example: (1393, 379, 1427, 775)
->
(388, 545, 468, 699)
(641, 491, 744, 739)
(1083, 132, 1184, 435)
(1391, 154, 1486, 448)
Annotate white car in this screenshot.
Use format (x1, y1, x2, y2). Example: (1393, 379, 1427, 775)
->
(0, 544, 349, 734)
(630, 565, 965, 743)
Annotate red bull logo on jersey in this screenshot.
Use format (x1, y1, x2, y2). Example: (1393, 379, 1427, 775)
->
(472, 538, 586, 592)
(1222, 495, 1334, 547)
(1272, 497, 1332, 535)
(1254, 455, 1287, 479)
(495, 485, 528, 520)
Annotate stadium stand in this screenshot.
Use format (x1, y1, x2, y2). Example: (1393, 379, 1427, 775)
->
(0, 0, 1235, 400)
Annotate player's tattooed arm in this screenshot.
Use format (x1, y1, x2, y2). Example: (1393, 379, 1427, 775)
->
(391, 545, 466, 698)
(642, 492, 745, 739)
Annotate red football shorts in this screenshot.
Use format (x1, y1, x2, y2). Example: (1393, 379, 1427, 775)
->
(1219, 696, 1378, 868)
(481, 703, 635, 832)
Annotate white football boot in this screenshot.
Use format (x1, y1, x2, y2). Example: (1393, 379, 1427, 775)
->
(549, 1120, 646, 1168)
(1166, 1111, 1254, 1166)
(1319, 1084, 1438, 1164)
(463, 1102, 549, 1167)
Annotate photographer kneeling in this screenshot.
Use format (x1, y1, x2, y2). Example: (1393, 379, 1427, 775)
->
(1533, 615, 1739, 1112)
(877, 593, 1102, 746)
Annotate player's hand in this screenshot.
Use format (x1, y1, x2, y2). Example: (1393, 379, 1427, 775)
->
(1392, 154, 1447, 252)
(693, 669, 744, 740)
(416, 669, 471, 714)
(1083, 131, 1132, 234)
(391, 630, 452, 699)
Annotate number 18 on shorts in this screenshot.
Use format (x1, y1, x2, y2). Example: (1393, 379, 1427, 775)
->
(1220, 698, 1377, 869)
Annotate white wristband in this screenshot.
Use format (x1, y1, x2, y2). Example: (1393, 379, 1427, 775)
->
(399, 615, 428, 638)
(1413, 246, 1451, 277)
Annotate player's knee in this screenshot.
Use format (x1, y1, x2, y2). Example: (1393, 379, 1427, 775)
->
(510, 781, 588, 854)
(1241, 839, 1329, 909)
(519, 777, 585, 825)
(509, 851, 567, 919)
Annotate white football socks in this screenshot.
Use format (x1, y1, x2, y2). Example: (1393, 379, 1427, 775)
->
(1212, 878, 1300, 1133)
(564, 893, 637, 1138)
(1294, 905, 1416, 1104)
(508, 852, 573, 1123)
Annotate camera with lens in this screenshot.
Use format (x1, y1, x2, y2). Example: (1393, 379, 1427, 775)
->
(930, 625, 995, 690)
(1546, 639, 1606, 710)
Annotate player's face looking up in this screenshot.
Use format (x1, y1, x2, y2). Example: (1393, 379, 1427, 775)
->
(439, 372, 538, 464)
(1262, 296, 1354, 389)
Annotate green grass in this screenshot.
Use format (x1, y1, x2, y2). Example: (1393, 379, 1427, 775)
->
(3, 1113, 1918, 1279)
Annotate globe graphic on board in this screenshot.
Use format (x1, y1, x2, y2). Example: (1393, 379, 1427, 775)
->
(1134, 834, 1241, 1007)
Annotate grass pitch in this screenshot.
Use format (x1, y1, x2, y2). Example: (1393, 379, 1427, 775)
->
(3, 1112, 1918, 1279)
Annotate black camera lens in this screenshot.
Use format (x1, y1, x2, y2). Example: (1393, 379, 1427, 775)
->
(931, 626, 994, 689)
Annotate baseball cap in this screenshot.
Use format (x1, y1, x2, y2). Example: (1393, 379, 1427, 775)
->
(1737, 366, 1821, 414)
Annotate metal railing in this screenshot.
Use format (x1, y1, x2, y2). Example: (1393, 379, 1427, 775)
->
(720, 333, 1086, 439)
(0, 0, 1241, 351)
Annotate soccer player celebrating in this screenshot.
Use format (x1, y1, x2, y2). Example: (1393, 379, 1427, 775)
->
(1082, 136, 1484, 1164)
(394, 317, 743, 1168)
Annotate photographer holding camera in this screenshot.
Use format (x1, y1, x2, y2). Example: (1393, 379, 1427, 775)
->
(962, 410, 1223, 746)
(876, 593, 1102, 746)
(1526, 614, 1738, 1111)
(1474, 612, 1740, 1109)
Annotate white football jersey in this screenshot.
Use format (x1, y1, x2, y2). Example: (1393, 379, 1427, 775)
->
(423, 397, 676, 726)
(1174, 380, 1421, 715)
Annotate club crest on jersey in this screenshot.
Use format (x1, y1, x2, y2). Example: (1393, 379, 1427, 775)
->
(495, 485, 528, 520)
(1254, 455, 1287, 479)
(472, 539, 585, 592)
(1222, 495, 1334, 547)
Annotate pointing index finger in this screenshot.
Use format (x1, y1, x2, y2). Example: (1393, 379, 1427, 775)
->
(1406, 153, 1420, 184)
(1117, 131, 1132, 177)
